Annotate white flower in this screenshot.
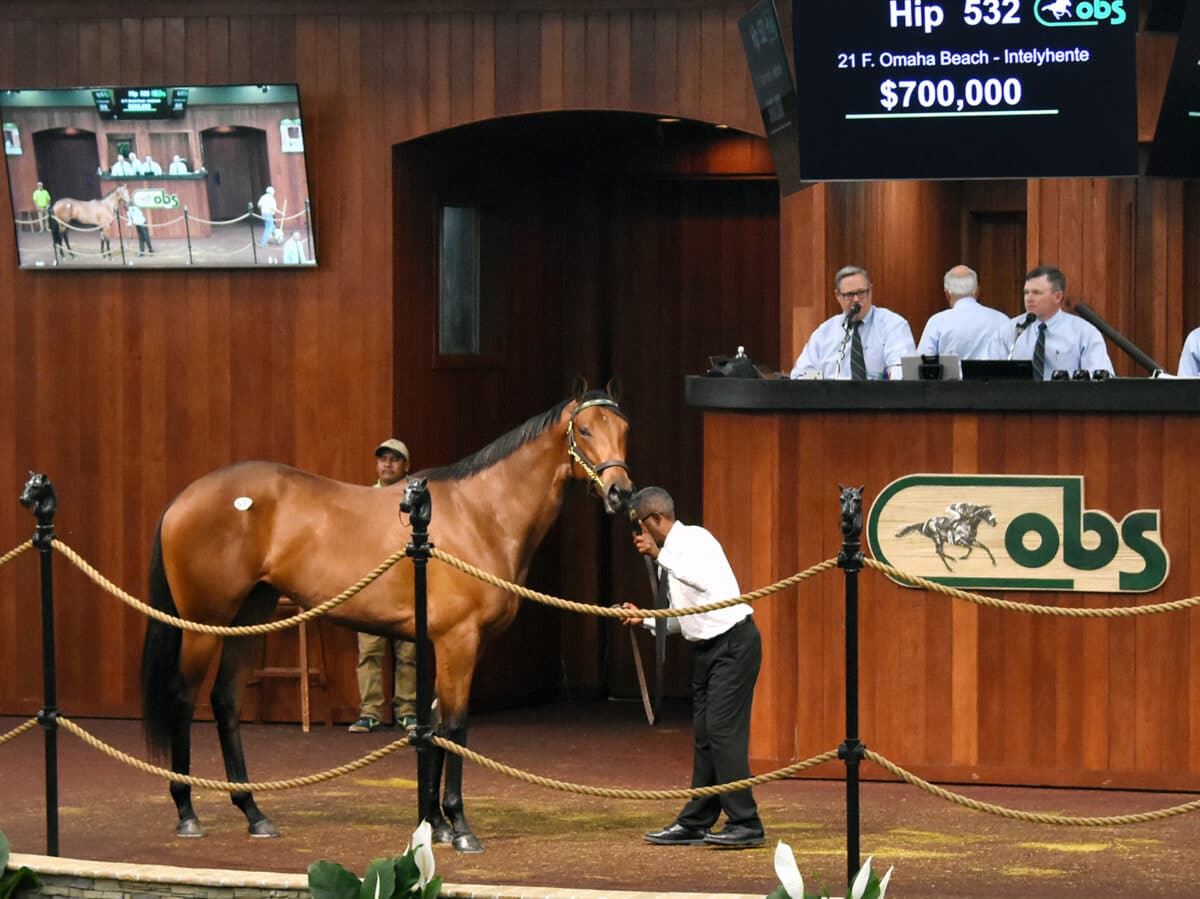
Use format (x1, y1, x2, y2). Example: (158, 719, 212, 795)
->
(773, 840, 805, 899)
(409, 820, 435, 890)
(849, 855, 874, 899)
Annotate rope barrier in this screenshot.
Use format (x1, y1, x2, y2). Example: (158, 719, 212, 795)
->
(0, 539, 33, 569)
(0, 717, 38, 746)
(865, 749, 1200, 826)
(430, 736, 840, 800)
(864, 558, 1200, 618)
(52, 540, 408, 636)
(55, 715, 410, 791)
(187, 211, 253, 226)
(430, 547, 840, 618)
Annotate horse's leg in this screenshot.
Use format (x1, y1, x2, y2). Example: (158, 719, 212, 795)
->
(172, 631, 223, 836)
(434, 629, 484, 853)
(934, 538, 954, 571)
(424, 740, 451, 843)
(211, 585, 280, 837)
(977, 540, 997, 565)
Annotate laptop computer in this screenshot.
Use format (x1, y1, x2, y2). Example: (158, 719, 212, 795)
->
(960, 359, 1035, 381)
(900, 353, 961, 381)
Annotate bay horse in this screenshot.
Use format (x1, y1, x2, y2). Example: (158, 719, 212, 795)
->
(140, 389, 633, 852)
(51, 184, 128, 258)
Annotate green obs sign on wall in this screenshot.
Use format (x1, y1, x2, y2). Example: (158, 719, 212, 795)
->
(866, 474, 1168, 593)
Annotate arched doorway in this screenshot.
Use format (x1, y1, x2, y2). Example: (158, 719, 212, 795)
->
(392, 111, 781, 709)
(32, 128, 102, 202)
(199, 125, 269, 220)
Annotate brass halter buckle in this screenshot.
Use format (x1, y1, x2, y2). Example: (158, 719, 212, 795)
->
(566, 398, 630, 495)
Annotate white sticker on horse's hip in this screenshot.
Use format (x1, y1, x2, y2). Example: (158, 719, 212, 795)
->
(233, 496, 254, 511)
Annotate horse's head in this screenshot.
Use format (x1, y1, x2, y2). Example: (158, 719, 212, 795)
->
(837, 483, 865, 539)
(565, 391, 633, 514)
(19, 472, 57, 520)
(979, 507, 998, 527)
(115, 184, 131, 206)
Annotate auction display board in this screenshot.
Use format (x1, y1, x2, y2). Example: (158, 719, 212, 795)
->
(793, 0, 1138, 179)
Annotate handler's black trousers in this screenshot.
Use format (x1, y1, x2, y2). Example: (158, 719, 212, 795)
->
(675, 615, 763, 831)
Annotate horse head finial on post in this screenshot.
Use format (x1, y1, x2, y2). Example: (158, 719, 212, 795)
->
(401, 476, 431, 532)
(19, 472, 58, 548)
(401, 475, 436, 825)
(838, 483, 864, 567)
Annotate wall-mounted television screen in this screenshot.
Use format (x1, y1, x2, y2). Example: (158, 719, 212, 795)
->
(0, 83, 316, 269)
(1146, 0, 1200, 177)
(792, 0, 1138, 180)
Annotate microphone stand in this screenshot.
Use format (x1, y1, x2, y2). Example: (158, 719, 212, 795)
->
(836, 302, 862, 377)
(1008, 313, 1036, 361)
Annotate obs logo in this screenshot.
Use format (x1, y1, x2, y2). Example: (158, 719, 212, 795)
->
(866, 474, 1168, 592)
(1035, 0, 1127, 26)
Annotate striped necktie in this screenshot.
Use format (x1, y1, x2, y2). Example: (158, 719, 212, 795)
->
(1032, 322, 1047, 380)
(850, 321, 867, 381)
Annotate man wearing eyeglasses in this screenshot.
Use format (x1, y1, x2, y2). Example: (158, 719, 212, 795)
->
(621, 486, 764, 850)
(789, 265, 916, 380)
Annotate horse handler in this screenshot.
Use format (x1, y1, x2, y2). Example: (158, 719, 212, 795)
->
(621, 486, 765, 849)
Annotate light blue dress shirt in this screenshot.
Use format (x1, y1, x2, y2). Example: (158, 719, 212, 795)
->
(789, 306, 916, 380)
(1178, 328, 1200, 377)
(916, 297, 1012, 360)
(986, 310, 1115, 379)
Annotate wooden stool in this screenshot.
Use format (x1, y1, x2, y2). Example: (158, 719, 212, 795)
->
(250, 597, 332, 732)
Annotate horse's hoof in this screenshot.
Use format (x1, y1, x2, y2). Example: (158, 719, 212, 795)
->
(452, 832, 484, 854)
(248, 819, 280, 838)
(432, 822, 454, 844)
(175, 818, 205, 838)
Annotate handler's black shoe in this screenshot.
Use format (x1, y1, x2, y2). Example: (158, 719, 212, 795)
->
(703, 823, 765, 849)
(644, 823, 709, 845)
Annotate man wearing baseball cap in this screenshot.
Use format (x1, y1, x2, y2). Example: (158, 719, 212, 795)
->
(348, 438, 418, 733)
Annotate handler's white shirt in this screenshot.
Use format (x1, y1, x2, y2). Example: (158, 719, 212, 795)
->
(643, 520, 751, 642)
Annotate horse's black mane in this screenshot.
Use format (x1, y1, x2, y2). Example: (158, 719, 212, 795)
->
(420, 390, 619, 482)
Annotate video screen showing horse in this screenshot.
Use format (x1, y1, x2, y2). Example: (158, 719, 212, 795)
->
(0, 83, 316, 269)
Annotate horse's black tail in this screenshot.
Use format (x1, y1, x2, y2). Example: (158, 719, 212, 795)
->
(141, 516, 186, 760)
(895, 522, 922, 538)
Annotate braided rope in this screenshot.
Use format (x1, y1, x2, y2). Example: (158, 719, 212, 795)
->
(430, 547, 838, 618)
(0, 717, 38, 746)
(52, 540, 407, 635)
(864, 558, 1200, 617)
(0, 539, 33, 569)
(187, 212, 253, 226)
(430, 735, 840, 799)
(866, 750, 1200, 825)
(56, 716, 409, 791)
(51, 216, 107, 234)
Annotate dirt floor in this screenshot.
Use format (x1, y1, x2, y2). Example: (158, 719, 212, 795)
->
(3, 701, 1200, 898)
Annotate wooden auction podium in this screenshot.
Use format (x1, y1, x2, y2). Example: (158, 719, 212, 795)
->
(687, 376, 1200, 791)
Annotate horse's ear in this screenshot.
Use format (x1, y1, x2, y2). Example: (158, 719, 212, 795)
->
(605, 377, 622, 403)
(570, 376, 589, 403)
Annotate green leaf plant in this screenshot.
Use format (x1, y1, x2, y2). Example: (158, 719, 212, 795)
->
(308, 821, 441, 899)
(0, 831, 42, 899)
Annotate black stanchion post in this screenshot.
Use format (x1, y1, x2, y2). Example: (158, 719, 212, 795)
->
(836, 483, 866, 888)
(19, 473, 60, 857)
(303, 198, 313, 261)
(183, 206, 193, 265)
(248, 203, 258, 264)
(402, 477, 433, 825)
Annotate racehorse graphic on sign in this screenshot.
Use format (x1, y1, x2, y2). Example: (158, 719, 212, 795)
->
(896, 502, 998, 571)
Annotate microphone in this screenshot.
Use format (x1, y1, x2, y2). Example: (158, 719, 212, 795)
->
(835, 302, 862, 377)
(843, 301, 862, 330)
(1008, 312, 1036, 360)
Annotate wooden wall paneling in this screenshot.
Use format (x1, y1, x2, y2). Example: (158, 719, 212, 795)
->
(448, 13, 475, 127)
(654, 10, 679, 115)
(560, 12, 585, 109)
(628, 10, 655, 114)
(583, 11, 609, 109)
(427, 14, 451, 134)
(606, 10, 633, 111)
(404, 14, 431, 137)
(517, 12, 541, 113)
(472, 12, 496, 121)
